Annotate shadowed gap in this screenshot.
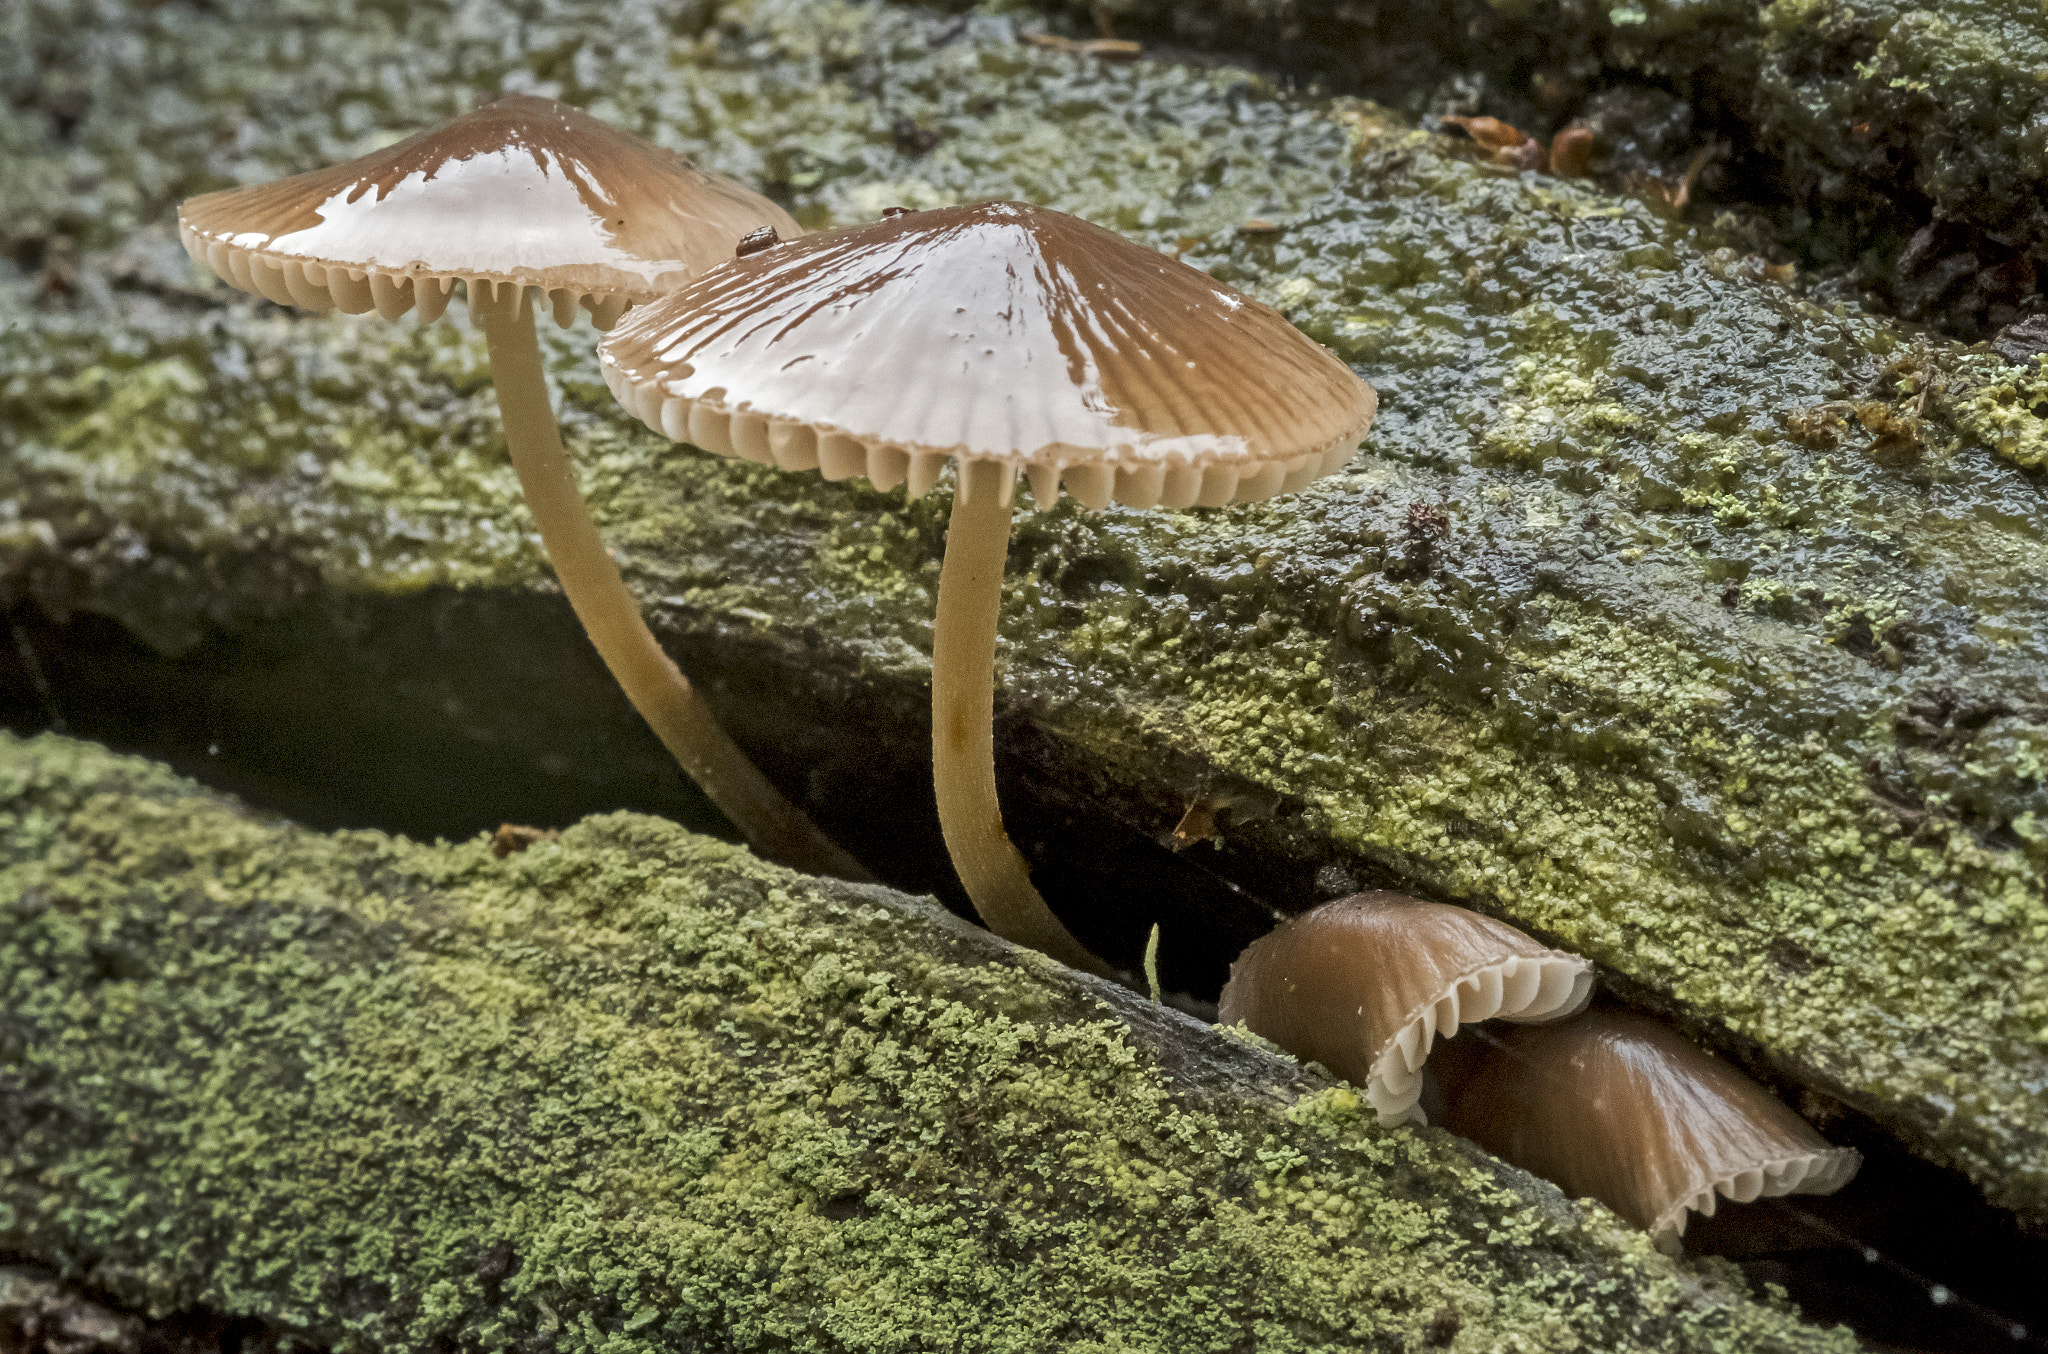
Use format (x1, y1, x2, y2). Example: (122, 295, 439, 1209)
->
(2, 593, 2044, 1354)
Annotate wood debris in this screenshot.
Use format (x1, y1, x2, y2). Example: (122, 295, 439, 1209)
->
(1021, 32, 1142, 60)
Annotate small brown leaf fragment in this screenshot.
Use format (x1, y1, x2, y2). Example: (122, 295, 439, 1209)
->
(1394, 500, 1452, 578)
(1239, 218, 1283, 235)
(1085, 37, 1142, 59)
(1021, 31, 1141, 59)
(1170, 799, 1221, 850)
(1442, 115, 1528, 154)
(1549, 123, 1594, 177)
(1443, 114, 1543, 170)
(492, 823, 561, 858)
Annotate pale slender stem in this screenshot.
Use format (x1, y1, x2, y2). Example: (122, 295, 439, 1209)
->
(476, 285, 872, 883)
(932, 459, 1114, 977)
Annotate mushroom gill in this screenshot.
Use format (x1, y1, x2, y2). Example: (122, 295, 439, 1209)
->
(1217, 891, 1592, 1123)
(1434, 1007, 1862, 1253)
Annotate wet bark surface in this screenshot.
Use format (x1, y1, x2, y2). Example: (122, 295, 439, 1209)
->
(2, 0, 2046, 1348)
(1019, 0, 2048, 342)
(0, 732, 1859, 1353)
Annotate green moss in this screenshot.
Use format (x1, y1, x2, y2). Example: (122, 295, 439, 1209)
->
(3, 0, 2045, 1232)
(0, 732, 1859, 1351)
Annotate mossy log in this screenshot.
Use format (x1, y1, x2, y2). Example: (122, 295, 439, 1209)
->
(0, 731, 1859, 1352)
(1050, 0, 2048, 338)
(1, 0, 2045, 1253)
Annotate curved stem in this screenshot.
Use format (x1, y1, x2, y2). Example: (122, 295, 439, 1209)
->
(932, 459, 1114, 977)
(476, 284, 872, 883)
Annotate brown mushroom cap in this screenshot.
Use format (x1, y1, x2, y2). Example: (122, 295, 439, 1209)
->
(1217, 892, 1593, 1124)
(1435, 1009, 1861, 1253)
(598, 200, 1377, 509)
(177, 94, 799, 328)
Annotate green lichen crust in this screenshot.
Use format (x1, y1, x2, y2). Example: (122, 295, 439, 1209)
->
(1051, 0, 2048, 333)
(3, 0, 2046, 1234)
(1949, 353, 2048, 472)
(0, 731, 1860, 1352)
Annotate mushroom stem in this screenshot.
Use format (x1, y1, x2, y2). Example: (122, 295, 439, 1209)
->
(932, 458, 1113, 977)
(475, 284, 872, 883)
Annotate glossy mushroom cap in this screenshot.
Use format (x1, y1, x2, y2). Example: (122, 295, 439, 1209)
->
(598, 201, 1377, 508)
(1217, 892, 1593, 1124)
(177, 94, 799, 329)
(1435, 1009, 1861, 1253)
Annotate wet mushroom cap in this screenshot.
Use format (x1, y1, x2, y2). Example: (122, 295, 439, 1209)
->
(1217, 892, 1592, 1124)
(598, 200, 1377, 508)
(1435, 1008, 1861, 1253)
(177, 93, 800, 328)
(172, 96, 865, 881)
(596, 199, 1376, 974)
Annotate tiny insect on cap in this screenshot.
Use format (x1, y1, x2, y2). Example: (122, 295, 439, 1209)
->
(597, 200, 1377, 508)
(176, 94, 799, 329)
(1218, 892, 1593, 1125)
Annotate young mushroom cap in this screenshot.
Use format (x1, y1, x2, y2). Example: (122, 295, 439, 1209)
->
(177, 93, 799, 329)
(597, 199, 1376, 507)
(598, 200, 1377, 977)
(1435, 1008, 1861, 1253)
(1217, 891, 1593, 1124)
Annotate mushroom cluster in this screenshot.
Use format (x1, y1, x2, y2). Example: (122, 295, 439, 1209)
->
(180, 93, 1853, 1260)
(1221, 892, 1860, 1252)
(177, 95, 867, 881)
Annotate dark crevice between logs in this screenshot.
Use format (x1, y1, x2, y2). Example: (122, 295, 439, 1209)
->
(2, 594, 2045, 1354)
(1, 1256, 320, 1354)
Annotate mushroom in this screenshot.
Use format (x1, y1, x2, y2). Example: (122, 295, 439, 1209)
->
(597, 201, 1377, 974)
(1433, 1007, 1861, 1253)
(1217, 891, 1593, 1123)
(175, 95, 869, 881)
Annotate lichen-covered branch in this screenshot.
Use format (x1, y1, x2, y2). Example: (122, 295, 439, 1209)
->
(1, 0, 2043, 1234)
(1048, 0, 2048, 337)
(0, 732, 1858, 1352)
